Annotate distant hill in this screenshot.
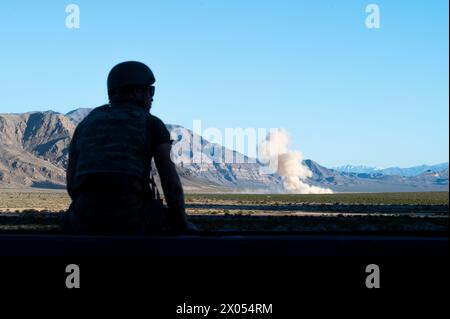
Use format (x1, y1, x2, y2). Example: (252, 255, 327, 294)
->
(0, 107, 448, 193)
(334, 163, 449, 177)
(309, 160, 449, 193)
(0, 111, 74, 188)
(333, 165, 380, 175)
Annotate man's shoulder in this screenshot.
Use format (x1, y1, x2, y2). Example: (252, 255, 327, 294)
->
(78, 104, 109, 121)
(148, 114, 171, 144)
(73, 105, 111, 134)
(89, 104, 110, 116)
(149, 114, 165, 124)
(148, 114, 168, 130)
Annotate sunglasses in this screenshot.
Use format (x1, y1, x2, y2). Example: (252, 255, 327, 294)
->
(149, 86, 155, 97)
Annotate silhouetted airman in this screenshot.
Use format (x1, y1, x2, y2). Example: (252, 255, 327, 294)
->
(66, 61, 196, 234)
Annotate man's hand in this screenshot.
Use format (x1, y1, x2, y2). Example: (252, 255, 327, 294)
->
(165, 214, 198, 233)
(185, 221, 199, 232)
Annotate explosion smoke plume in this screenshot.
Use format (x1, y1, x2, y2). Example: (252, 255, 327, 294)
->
(260, 129, 333, 194)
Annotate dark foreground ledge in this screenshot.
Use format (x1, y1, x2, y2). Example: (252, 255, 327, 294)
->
(0, 232, 447, 256)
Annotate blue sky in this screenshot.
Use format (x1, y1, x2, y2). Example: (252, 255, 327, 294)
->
(0, 0, 448, 168)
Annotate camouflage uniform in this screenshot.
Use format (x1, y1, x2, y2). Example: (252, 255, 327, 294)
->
(66, 104, 170, 234)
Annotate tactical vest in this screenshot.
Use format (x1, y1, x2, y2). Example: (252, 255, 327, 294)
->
(74, 104, 152, 182)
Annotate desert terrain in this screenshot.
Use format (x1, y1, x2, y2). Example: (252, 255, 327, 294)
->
(0, 189, 447, 233)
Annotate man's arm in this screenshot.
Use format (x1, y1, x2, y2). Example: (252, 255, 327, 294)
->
(154, 142, 190, 230)
(66, 128, 78, 200)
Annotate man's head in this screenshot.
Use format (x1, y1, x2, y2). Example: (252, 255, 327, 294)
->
(107, 61, 155, 110)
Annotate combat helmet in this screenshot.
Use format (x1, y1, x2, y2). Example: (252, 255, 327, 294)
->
(107, 61, 155, 94)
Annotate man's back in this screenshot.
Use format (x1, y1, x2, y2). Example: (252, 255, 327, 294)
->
(66, 104, 171, 234)
(73, 104, 151, 179)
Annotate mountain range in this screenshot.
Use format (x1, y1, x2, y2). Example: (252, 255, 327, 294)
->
(333, 163, 449, 177)
(0, 108, 448, 193)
